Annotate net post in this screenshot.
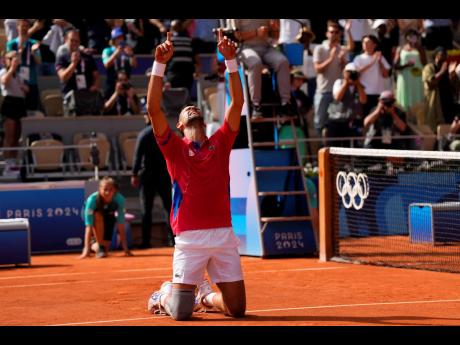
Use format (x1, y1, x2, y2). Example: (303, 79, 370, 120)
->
(319, 147, 333, 261)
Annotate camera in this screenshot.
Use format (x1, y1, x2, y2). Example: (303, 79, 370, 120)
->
(349, 70, 359, 81)
(121, 82, 132, 90)
(381, 99, 395, 107)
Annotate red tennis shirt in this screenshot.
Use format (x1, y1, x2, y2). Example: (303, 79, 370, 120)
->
(155, 120, 239, 234)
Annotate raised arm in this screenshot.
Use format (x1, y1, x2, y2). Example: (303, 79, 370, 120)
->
(147, 32, 174, 137)
(218, 29, 244, 131)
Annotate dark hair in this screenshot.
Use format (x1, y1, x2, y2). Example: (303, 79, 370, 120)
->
(405, 29, 419, 38)
(327, 21, 340, 31)
(362, 34, 379, 45)
(432, 46, 446, 60)
(65, 28, 80, 39)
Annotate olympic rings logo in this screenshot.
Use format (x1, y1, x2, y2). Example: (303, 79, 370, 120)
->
(336, 171, 370, 210)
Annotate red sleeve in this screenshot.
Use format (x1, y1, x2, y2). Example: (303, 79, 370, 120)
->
(155, 126, 183, 163)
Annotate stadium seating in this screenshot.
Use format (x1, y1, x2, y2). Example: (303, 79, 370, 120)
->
(30, 139, 65, 172)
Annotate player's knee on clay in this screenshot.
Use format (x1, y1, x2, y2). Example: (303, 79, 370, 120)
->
(166, 288, 195, 321)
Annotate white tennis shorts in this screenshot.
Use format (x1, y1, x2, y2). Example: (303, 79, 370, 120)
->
(172, 227, 244, 285)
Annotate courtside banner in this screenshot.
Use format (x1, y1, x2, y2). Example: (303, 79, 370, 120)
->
(0, 181, 86, 253)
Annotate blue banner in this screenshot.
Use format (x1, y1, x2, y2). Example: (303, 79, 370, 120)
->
(0, 188, 85, 253)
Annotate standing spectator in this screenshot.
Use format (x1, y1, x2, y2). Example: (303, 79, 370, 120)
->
(313, 21, 353, 136)
(28, 19, 56, 76)
(422, 47, 459, 131)
(363, 90, 409, 150)
(423, 19, 453, 50)
(327, 62, 367, 146)
(339, 19, 372, 59)
(55, 29, 102, 115)
(164, 20, 197, 93)
(296, 26, 318, 99)
(102, 27, 138, 99)
(372, 19, 394, 71)
(230, 19, 292, 117)
(103, 70, 140, 115)
(353, 35, 391, 117)
(0, 51, 28, 176)
(6, 19, 41, 113)
(394, 29, 427, 113)
(124, 19, 144, 51)
(135, 19, 164, 54)
(131, 116, 175, 249)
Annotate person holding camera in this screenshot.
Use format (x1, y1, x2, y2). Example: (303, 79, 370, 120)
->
(326, 62, 367, 147)
(353, 35, 391, 117)
(363, 90, 408, 149)
(102, 27, 138, 99)
(103, 70, 140, 115)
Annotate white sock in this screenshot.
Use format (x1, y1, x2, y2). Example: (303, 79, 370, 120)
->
(203, 292, 217, 307)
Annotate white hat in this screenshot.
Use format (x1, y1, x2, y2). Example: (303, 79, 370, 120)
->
(344, 62, 357, 72)
(372, 19, 387, 30)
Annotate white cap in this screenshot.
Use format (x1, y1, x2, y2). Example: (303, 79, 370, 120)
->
(344, 62, 357, 72)
(372, 19, 387, 30)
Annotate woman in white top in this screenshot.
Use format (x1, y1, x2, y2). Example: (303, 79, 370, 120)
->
(353, 34, 391, 117)
(0, 50, 28, 175)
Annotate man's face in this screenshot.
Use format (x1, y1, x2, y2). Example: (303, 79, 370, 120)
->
(435, 51, 447, 66)
(326, 26, 340, 43)
(67, 32, 81, 52)
(177, 106, 206, 137)
(363, 37, 376, 54)
(17, 20, 30, 36)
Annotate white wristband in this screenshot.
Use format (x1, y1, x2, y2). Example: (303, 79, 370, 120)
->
(151, 61, 166, 77)
(225, 59, 238, 73)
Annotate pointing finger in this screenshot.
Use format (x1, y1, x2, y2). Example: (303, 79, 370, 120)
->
(217, 28, 223, 42)
(166, 31, 172, 42)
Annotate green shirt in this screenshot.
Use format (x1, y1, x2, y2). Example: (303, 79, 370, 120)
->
(84, 191, 125, 226)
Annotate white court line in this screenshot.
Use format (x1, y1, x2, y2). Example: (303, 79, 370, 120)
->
(0, 267, 172, 280)
(49, 298, 460, 326)
(0, 267, 344, 289)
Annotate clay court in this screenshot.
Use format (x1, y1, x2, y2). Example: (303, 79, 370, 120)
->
(1, 247, 460, 326)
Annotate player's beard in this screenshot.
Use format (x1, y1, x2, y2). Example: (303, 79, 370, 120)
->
(184, 123, 206, 146)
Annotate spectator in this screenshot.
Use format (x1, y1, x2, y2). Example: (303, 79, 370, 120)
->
(131, 115, 175, 249)
(230, 19, 292, 118)
(353, 35, 391, 117)
(102, 27, 138, 99)
(55, 29, 102, 115)
(442, 116, 460, 151)
(296, 26, 318, 99)
(363, 90, 409, 149)
(0, 51, 28, 177)
(339, 19, 372, 59)
(164, 20, 197, 93)
(103, 70, 140, 115)
(124, 19, 144, 51)
(313, 21, 353, 136)
(327, 62, 367, 146)
(422, 47, 459, 131)
(394, 29, 427, 113)
(6, 19, 41, 113)
(423, 19, 453, 50)
(79, 176, 133, 259)
(372, 19, 394, 71)
(27, 19, 56, 76)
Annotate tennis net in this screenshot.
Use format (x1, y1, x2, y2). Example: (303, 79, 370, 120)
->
(319, 147, 460, 273)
